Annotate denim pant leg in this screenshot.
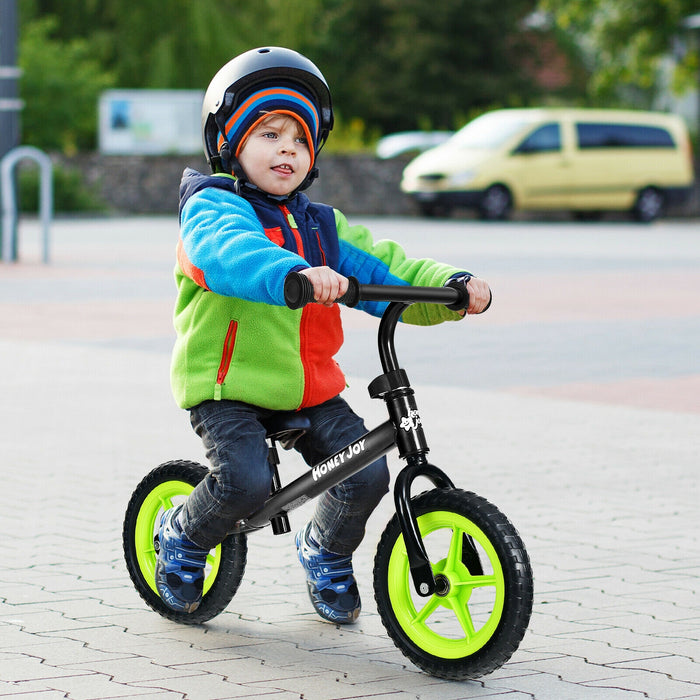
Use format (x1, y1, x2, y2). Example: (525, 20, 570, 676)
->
(296, 396, 390, 556)
(179, 400, 271, 550)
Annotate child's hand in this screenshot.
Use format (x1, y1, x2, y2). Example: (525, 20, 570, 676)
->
(465, 277, 492, 315)
(459, 275, 491, 316)
(299, 267, 349, 307)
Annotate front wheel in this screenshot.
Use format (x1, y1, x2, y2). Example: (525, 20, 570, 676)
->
(373, 488, 533, 680)
(123, 460, 248, 624)
(479, 185, 512, 220)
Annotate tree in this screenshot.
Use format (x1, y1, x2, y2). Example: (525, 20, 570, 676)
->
(18, 16, 114, 152)
(538, 0, 699, 107)
(310, 0, 540, 132)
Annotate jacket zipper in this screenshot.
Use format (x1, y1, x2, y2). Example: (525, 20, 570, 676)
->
(280, 205, 305, 257)
(279, 206, 328, 265)
(215, 320, 238, 399)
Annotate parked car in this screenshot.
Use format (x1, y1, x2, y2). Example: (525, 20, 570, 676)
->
(400, 108, 694, 221)
(375, 131, 453, 159)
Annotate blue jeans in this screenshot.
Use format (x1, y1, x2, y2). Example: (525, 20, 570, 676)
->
(179, 396, 390, 554)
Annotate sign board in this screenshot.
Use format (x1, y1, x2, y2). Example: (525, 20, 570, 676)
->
(99, 90, 204, 155)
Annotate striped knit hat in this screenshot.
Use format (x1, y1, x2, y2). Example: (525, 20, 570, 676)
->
(216, 82, 321, 169)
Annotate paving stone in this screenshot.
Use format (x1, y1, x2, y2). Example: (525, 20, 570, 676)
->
(0, 680, 69, 699)
(606, 654, 700, 684)
(585, 673, 700, 700)
(0, 653, 96, 684)
(129, 672, 271, 699)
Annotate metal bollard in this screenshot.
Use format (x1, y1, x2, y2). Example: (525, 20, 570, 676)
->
(1, 146, 53, 263)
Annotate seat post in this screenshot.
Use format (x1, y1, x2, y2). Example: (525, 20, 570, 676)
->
(268, 438, 291, 535)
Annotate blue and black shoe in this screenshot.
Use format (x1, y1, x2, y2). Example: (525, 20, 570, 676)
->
(155, 506, 209, 613)
(295, 522, 361, 624)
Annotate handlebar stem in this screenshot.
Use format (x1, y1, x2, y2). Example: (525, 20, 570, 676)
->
(377, 301, 408, 374)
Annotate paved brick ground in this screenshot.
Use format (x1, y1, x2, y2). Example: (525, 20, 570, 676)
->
(0, 217, 698, 699)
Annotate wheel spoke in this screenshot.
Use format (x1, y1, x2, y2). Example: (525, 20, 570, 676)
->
(453, 574, 498, 589)
(411, 595, 441, 626)
(450, 595, 476, 639)
(445, 527, 463, 570)
(158, 495, 174, 512)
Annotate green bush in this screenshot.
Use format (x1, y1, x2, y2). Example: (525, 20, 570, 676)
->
(18, 164, 107, 213)
(19, 16, 115, 154)
(323, 115, 380, 154)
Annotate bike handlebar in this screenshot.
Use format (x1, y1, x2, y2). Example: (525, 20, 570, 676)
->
(283, 272, 469, 311)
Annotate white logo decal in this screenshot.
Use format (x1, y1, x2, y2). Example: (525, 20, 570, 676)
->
(400, 410, 421, 432)
(312, 439, 366, 481)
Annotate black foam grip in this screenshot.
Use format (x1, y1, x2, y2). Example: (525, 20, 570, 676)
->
(284, 272, 315, 309)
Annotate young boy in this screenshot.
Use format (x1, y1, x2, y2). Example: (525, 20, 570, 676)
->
(156, 47, 491, 623)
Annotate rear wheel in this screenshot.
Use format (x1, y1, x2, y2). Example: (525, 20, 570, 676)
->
(373, 488, 532, 679)
(123, 460, 247, 624)
(632, 187, 664, 222)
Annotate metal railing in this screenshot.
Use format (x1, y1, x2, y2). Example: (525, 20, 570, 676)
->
(1, 146, 53, 263)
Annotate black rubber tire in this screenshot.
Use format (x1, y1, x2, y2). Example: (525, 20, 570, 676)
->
(373, 488, 533, 680)
(478, 185, 512, 220)
(632, 187, 665, 222)
(123, 460, 247, 624)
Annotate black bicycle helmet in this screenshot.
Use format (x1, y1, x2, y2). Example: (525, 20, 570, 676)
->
(202, 46, 334, 190)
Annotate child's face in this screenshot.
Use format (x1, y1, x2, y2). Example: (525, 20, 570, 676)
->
(237, 114, 312, 196)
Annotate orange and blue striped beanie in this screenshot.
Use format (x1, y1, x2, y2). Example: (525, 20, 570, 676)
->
(216, 83, 321, 168)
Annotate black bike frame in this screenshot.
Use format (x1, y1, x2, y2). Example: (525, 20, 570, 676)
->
(243, 419, 397, 530)
(240, 281, 466, 597)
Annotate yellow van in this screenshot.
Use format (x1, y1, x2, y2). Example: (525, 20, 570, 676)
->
(400, 108, 694, 221)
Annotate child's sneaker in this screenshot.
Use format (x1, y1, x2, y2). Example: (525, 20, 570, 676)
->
(155, 506, 209, 613)
(295, 522, 361, 624)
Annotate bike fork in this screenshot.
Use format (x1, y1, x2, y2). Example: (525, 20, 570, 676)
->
(370, 365, 455, 598)
(394, 459, 454, 597)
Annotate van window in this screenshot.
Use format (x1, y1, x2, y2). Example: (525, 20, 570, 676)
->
(576, 123, 674, 149)
(513, 123, 561, 153)
(450, 112, 535, 149)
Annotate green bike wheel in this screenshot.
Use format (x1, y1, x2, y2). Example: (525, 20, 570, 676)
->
(373, 488, 532, 679)
(123, 460, 247, 624)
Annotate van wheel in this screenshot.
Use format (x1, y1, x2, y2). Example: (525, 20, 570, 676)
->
(632, 187, 664, 223)
(479, 186, 512, 221)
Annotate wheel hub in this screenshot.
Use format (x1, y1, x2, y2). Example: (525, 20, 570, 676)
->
(434, 573, 451, 597)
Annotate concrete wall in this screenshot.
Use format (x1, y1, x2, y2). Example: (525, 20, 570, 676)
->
(56, 152, 699, 218)
(55, 153, 412, 216)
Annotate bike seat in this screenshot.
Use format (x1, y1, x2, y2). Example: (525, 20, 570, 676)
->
(261, 412, 311, 450)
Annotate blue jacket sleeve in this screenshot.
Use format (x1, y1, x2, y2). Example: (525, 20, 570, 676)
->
(179, 187, 309, 304)
(333, 209, 468, 325)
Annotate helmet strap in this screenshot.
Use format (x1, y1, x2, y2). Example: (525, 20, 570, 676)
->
(218, 141, 233, 174)
(298, 166, 318, 191)
(218, 141, 251, 193)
